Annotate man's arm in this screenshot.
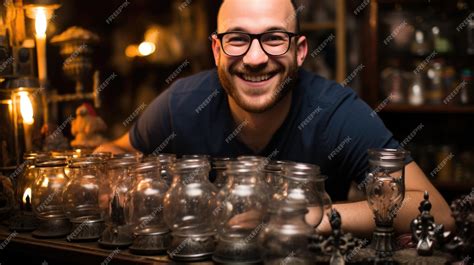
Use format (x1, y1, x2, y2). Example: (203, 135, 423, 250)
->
(94, 132, 138, 154)
(316, 161, 455, 238)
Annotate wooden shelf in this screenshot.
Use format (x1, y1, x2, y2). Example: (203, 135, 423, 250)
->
(301, 22, 336, 31)
(381, 104, 474, 114)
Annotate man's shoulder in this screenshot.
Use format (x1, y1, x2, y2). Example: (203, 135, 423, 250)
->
(169, 69, 219, 95)
(298, 69, 357, 108)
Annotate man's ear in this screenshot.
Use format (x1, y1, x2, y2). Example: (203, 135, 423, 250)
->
(211, 35, 221, 67)
(296, 35, 308, 67)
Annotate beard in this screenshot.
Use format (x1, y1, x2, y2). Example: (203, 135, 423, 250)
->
(217, 56, 299, 114)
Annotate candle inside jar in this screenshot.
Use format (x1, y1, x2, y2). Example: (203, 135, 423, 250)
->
(22, 187, 32, 212)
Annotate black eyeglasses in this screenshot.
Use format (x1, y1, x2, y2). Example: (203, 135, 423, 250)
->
(215, 31, 298, 57)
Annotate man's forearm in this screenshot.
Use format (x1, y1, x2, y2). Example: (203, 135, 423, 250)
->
(317, 191, 454, 238)
(94, 142, 129, 154)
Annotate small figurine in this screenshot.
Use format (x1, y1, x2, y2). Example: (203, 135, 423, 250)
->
(411, 191, 444, 256)
(318, 209, 359, 265)
(71, 103, 107, 148)
(444, 191, 473, 261)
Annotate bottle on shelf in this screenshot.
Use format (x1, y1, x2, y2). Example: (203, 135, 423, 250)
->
(460, 68, 473, 105)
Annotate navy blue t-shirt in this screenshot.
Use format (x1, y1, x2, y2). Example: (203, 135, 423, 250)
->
(130, 68, 408, 201)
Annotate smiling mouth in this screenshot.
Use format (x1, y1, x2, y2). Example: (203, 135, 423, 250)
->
(237, 71, 278, 83)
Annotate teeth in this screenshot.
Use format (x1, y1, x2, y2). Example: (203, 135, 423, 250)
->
(242, 74, 271, 82)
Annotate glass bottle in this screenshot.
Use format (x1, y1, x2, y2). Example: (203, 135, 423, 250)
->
(163, 158, 218, 261)
(366, 148, 408, 259)
(381, 59, 405, 103)
(129, 161, 170, 255)
(460, 69, 473, 104)
(32, 158, 71, 238)
(258, 201, 314, 265)
(467, 19, 474, 55)
(273, 162, 325, 228)
(426, 59, 445, 104)
(63, 157, 104, 241)
(408, 69, 425, 106)
(213, 160, 271, 264)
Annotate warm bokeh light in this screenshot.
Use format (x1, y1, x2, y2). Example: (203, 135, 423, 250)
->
(19, 91, 34, 125)
(138, 41, 156, 57)
(35, 8, 47, 37)
(125, 44, 139, 58)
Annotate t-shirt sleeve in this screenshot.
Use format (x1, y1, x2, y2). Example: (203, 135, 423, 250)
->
(129, 84, 175, 155)
(322, 87, 413, 187)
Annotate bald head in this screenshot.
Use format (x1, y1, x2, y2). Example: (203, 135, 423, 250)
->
(217, 0, 300, 33)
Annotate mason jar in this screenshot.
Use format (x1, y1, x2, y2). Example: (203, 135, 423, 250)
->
(129, 161, 170, 255)
(32, 158, 71, 238)
(213, 160, 271, 264)
(163, 158, 218, 261)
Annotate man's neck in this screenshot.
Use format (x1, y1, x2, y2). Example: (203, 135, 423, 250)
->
(228, 91, 293, 153)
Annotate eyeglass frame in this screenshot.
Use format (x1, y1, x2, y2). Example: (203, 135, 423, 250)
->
(214, 30, 299, 57)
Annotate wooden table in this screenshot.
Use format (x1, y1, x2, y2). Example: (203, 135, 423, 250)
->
(0, 226, 213, 265)
(0, 225, 453, 265)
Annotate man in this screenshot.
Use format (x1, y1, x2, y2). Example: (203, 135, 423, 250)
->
(97, 0, 454, 236)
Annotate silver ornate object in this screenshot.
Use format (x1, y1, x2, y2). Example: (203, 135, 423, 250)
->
(366, 148, 408, 263)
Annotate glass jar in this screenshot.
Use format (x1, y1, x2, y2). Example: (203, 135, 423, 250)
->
(211, 157, 233, 190)
(100, 158, 137, 222)
(63, 157, 104, 241)
(213, 160, 272, 264)
(317, 175, 333, 226)
(157, 153, 176, 186)
(273, 162, 325, 228)
(9, 152, 46, 231)
(143, 153, 176, 186)
(98, 158, 138, 248)
(258, 201, 314, 265)
(112, 152, 143, 161)
(163, 158, 218, 261)
(32, 158, 71, 238)
(263, 160, 286, 194)
(129, 161, 170, 255)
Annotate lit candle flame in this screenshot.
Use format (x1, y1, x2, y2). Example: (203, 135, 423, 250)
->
(19, 91, 34, 125)
(23, 187, 32, 204)
(35, 8, 47, 37)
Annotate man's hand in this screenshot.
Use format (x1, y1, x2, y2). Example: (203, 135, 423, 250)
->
(94, 132, 137, 154)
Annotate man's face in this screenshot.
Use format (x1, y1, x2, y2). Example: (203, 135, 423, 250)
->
(212, 0, 308, 113)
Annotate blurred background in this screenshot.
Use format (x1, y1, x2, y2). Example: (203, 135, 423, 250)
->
(1, 0, 473, 201)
